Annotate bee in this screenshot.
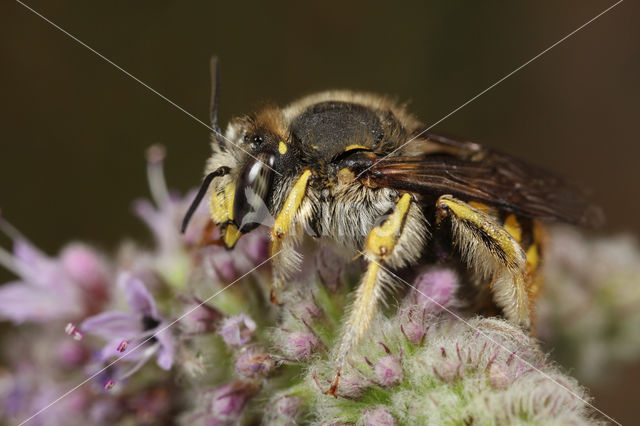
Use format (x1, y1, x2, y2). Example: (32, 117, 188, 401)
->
(182, 59, 602, 395)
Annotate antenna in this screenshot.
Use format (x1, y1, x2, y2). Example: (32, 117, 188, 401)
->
(181, 166, 230, 233)
(209, 56, 221, 133)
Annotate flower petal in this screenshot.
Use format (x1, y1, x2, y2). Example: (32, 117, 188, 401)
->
(98, 337, 145, 363)
(0, 281, 80, 323)
(13, 240, 69, 290)
(81, 311, 141, 340)
(122, 273, 158, 318)
(154, 325, 175, 370)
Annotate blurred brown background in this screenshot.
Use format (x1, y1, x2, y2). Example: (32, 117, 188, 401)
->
(1, 0, 638, 423)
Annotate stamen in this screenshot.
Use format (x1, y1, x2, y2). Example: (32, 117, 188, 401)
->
(145, 145, 170, 208)
(103, 379, 115, 390)
(117, 344, 159, 381)
(117, 340, 129, 352)
(65, 322, 83, 341)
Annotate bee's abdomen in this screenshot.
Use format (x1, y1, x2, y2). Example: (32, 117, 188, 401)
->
(465, 201, 546, 309)
(498, 211, 546, 307)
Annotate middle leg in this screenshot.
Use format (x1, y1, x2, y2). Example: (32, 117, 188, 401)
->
(327, 192, 427, 395)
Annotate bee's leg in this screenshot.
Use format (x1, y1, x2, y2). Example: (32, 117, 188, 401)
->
(328, 193, 425, 396)
(269, 170, 313, 303)
(435, 195, 530, 328)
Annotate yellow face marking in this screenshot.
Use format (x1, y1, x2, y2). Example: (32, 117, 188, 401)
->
(210, 182, 236, 225)
(366, 193, 411, 259)
(278, 141, 287, 155)
(272, 169, 312, 241)
(344, 144, 370, 152)
(503, 214, 522, 243)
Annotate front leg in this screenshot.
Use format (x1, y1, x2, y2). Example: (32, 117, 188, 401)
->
(327, 193, 426, 396)
(269, 170, 312, 303)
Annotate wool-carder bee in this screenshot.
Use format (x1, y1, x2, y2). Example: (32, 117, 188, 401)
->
(182, 60, 601, 396)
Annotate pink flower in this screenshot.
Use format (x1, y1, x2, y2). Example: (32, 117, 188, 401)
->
(81, 273, 175, 374)
(413, 268, 458, 312)
(0, 217, 110, 323)
(284, 331, 319, 360)
(362, 407, 397, 426)
(374, 355, 403, 387)
(210, 381, 256, 422)
(133, 146, 270, 287)
(218, 314, 256, 348)
(235, 347, 275, 379)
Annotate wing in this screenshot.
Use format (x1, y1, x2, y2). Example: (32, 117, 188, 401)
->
(357, 132, 603, 227)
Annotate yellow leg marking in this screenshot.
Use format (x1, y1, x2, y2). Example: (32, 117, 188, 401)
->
(269, 170, 312, 302)
(468, 201, 492, 215)
(503, 214, 522, 243)
(329, 194, 412, 396)
(365, 193, 411, 259)
(438, 196, 524, 270)
(436, 195, 530, 327)
(270, 170, 312, 251)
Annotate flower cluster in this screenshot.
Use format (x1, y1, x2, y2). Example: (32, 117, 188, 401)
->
(0, 149, 635, 425)
(536, 226, 640, 385)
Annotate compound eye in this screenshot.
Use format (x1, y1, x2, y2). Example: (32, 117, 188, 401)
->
(233, 152, 275, 233)
(243, 134, 264, 149)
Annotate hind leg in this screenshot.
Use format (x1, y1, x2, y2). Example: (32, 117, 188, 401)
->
(435, 195, 532, 328)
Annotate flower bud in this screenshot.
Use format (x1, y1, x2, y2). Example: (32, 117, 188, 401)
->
(235, 347, 274, 379)
(433, 360, 460, 383)
(374, 355, 403, 387)
(218, 314, 256, 348)
(413, 268, 458, 312)
(401, 321, 425, 345)
(283, 331, 319, 360)
(181, 302, 223, 335)
(488, 363, 511, 389)
(339, 372, 368, 398)
(362, 407, 397, 426)
(211, 381, 255, 420)
(61, 244, 109, 292)
(267, 396, 302, 423)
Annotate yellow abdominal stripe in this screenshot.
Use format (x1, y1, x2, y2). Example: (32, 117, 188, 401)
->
(503, 214, 522, 243)
(526, 243, 539, 270)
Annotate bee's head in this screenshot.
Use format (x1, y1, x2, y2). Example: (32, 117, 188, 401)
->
(182, 105, 302, 249)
